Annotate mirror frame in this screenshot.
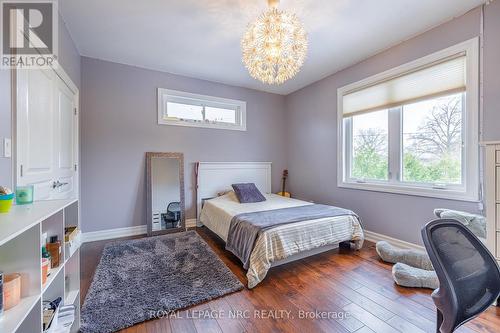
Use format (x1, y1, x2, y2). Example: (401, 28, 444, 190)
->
(146, 152, 186, 236)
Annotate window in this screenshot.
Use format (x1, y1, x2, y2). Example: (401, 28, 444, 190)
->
(350, 109, 389, 181)
(338, 39, 479, 201)
(158, 88, 246, 131)
(401, 94, 464, 186)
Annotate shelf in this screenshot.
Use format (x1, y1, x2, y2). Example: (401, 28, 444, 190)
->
(0, 199, 77, 247)
(0, 295, 40, 333)
(43, 264, 65, 294)
(0, 199, 80, 333)
(65, 290, 80, 305)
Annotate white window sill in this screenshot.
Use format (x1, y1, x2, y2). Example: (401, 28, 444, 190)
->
(158, 119, 246, 131)
(338, 181, 478, 202)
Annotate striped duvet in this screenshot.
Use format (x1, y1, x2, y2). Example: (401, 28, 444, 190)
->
(200, 192, 364, 288)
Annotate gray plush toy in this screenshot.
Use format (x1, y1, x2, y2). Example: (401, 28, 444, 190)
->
(376, 241, 438, 289)
(376, 208, 486, 289)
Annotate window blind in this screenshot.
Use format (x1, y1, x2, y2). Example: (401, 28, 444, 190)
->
(342, 54, 466, 117)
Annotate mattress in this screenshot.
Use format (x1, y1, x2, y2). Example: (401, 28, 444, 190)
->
(200, 191, 315, 241)
(200, 192, 364, 288)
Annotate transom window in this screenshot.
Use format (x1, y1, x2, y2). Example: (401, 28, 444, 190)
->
(338, 39, 479, 201)
(158, 88, 246, 131)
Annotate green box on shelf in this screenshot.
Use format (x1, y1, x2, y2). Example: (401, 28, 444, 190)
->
(16, 185, 34, 205)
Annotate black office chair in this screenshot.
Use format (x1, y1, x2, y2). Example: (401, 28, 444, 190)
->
(162, 202, 181, 228)
(421, 219, 500, 333)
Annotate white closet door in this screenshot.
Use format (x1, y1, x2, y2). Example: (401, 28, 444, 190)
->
(16, 69, 55, 200)
(52, 75, 77, 199)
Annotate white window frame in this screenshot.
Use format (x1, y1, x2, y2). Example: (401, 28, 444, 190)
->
(157, 88, 247, 131)
(337, 38, 479, 202)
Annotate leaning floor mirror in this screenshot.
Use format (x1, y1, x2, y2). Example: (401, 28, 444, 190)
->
(146, 152, 185, 236)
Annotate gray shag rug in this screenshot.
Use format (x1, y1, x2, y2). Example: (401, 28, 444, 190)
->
(81, 230, 243, 333)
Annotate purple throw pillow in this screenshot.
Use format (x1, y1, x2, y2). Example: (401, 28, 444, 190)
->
(231, 183, 266, 203)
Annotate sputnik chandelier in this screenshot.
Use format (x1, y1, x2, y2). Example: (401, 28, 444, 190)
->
(241, 0, 308, 85)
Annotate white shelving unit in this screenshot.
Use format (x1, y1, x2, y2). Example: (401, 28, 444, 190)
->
(483, 141, 500, 267)
(0, 199, 81, 333)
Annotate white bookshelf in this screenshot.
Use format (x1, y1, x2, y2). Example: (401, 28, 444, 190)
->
(0, 199, 81, 333)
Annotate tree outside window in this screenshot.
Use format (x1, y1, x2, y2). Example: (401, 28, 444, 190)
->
(402, 93, 463, 185)
(349, 93, 463, 185)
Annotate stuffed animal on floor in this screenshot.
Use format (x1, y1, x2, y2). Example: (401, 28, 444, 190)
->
(376, 208, 486, 289)
(376, 241, 438, 289)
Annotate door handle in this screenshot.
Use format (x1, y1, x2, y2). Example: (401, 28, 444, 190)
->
(52, 181, 69, 189)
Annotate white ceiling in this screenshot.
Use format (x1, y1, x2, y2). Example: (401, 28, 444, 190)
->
(60, 0, 485, 95)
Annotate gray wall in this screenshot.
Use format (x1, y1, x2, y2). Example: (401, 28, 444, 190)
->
(58, 17, 81, 89)
(0, 14, 80, 188)
(483, 0, 500, 141)
(285, 5, 500, 245)
(80, 57, 287, 232)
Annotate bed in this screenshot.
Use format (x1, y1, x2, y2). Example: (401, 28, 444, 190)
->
(197, 162, 364, 288)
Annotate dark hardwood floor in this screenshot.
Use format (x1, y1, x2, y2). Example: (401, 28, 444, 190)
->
(80, 227, 500, 333)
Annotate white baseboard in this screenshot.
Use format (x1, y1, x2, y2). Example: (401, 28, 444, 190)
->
(82, 225, 147, 243)
(82, 219, 198, 243)
(364, 230, 425, 251)
(81, 224, 424, 252)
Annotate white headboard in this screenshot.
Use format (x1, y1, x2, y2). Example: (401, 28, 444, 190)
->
(196, 162, 272, 222)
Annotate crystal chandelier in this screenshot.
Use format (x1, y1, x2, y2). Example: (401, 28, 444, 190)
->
(241, 0, 308, 85)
